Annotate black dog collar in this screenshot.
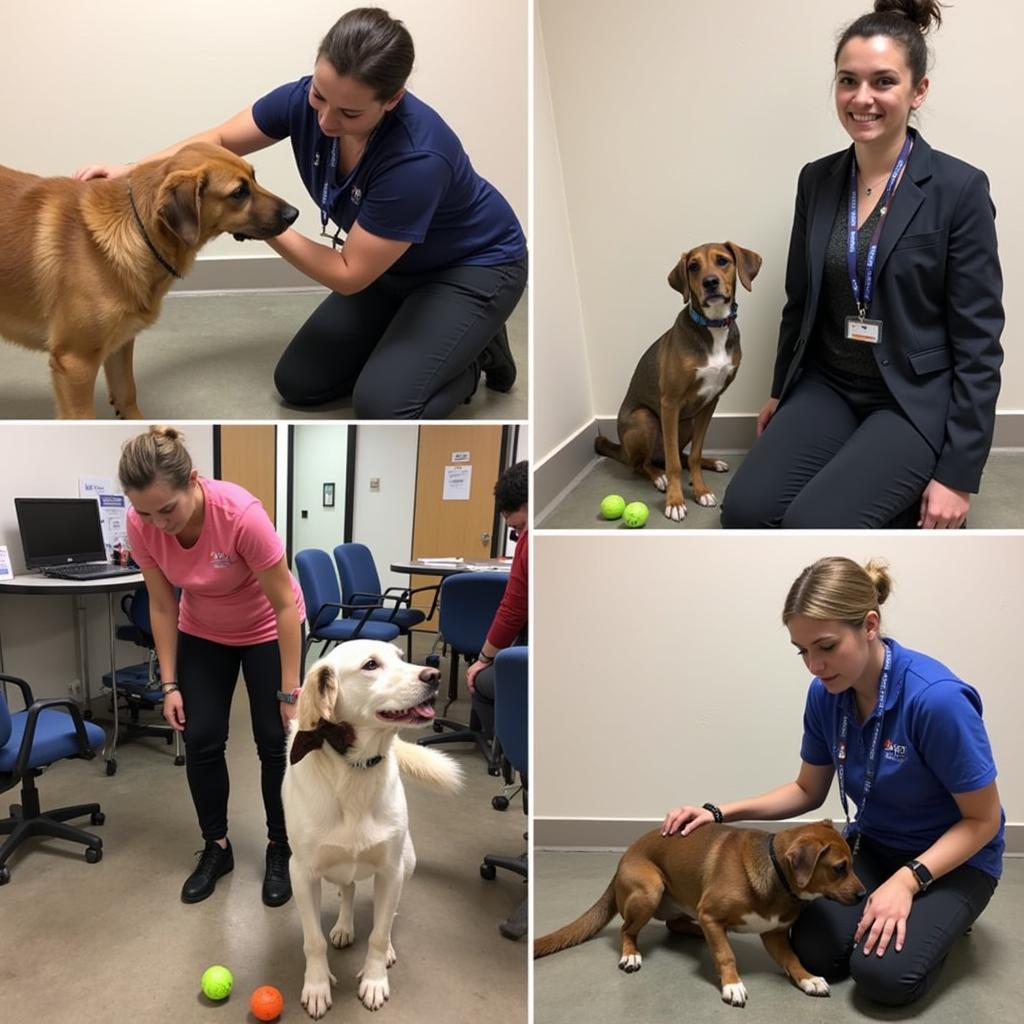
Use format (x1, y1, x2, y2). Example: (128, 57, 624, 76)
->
(688, 301, 738, 328)
(290, 718, 384, 769)
(768, 833, 800, 900)
(127, 182, 183, 279)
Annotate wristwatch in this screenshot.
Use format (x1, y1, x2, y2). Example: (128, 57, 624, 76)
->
(905, 859, 934, 892)
(277, 687, 302, 705)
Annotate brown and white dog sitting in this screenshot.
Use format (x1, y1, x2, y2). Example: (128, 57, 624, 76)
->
(595, 242, 762, 521)
(534, 820, 865, 1007)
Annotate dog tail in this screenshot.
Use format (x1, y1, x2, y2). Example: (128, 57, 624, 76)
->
(393, 738, 464, 793)
(594, 434, 623, 460)
(534, 880, 617, 958)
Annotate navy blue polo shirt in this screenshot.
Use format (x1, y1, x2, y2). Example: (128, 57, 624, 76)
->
(251, 77, 526, 275)
(801, 639, 1004, 879)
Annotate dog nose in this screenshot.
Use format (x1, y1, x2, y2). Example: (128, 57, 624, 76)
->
(281, 205, 300, 227)
(419, 667, 440, 688)
(702, 275, 720, 292)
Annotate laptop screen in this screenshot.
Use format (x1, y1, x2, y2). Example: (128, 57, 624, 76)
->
(15, 498, 107, 569)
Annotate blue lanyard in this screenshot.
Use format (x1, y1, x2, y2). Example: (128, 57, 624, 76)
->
(836, 640, 892, 855)
(318, 139, 342, 247)
(847, 134, 913, 319)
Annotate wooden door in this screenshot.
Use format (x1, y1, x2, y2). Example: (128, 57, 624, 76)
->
(217, 425, 277, 524)
(409, 425, 505, 627)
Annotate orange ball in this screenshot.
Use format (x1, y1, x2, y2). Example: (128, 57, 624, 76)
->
(250, 985, 284, 1022)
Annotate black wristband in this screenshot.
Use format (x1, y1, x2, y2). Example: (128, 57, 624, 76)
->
(702, 802, 724, 824)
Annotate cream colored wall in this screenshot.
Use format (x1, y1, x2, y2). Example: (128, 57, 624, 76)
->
(537, 0, 1022, 429)
(534, 17, 593, 462)
(1, 0, 526, 260)
(534, 533, 1023, 828)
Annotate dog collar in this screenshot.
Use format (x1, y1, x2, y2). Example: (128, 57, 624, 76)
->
(688, 302, 738, 328)
(348, 754, 385, 770)
(767, 833, 800, 900)
(127, 182, 183, 279)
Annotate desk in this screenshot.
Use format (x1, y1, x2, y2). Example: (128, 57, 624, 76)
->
(0, 573, 143, 773)
(390, 558, 512, 578)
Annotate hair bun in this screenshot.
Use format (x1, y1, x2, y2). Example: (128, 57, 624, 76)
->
(864, 558, 893, 606)
(150, 424, 182, 442)
(874, 0, 944, 33)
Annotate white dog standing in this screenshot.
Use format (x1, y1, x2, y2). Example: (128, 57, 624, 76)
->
(282, 640, 463, 1019)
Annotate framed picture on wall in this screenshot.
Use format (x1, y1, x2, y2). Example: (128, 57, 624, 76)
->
(323, 483, 335, 508)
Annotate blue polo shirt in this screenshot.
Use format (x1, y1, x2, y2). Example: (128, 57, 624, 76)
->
(251, 77, 526, 275)
(801, 639, 1004, 879)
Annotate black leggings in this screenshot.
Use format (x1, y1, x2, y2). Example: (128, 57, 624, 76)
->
(790, 834, 997, 1006)
(177, 631, 287, 845)
(721, 366, 937, 528)
(274, 259, 527, 419)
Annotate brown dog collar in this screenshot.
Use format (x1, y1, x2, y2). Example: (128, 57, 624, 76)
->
(688, 301, 738, 329)
(289, 718, 385, 769)
(767, 833, 800, 901)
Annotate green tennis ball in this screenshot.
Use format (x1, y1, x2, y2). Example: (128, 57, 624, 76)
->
(600, 494, 626, 520)
(201, 965, 234, 1001)
(622, 501, 649, 528)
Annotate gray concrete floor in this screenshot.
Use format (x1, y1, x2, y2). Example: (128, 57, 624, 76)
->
(0, 289, 527, 421)
(1, 633, 527, 1024)
(538, 450, 1024, 529)
(534, 849, 1024, 1024)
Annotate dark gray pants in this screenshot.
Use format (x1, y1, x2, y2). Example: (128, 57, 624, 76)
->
(790, 834, 997, 1006)
(274, 259, 527, 419)
(721, 366, 937, 529)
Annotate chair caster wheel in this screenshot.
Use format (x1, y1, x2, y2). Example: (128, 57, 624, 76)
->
(492, 796, 510, 811)
(480, 863, 497, 881)
(0, 866, 10, 885)
(174, 756, 185, 766)
(85, 846, 103, 864)
(91, 812, 106, 826)
(105, 760, 117, 776)
(488, 763, 502, 777)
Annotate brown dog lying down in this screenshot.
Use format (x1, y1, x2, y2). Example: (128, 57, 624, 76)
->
(0, 142, 298, 418)
(534, 820, 865, 1007)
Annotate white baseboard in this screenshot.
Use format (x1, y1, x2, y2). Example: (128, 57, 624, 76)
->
(169, 253, 321, 294)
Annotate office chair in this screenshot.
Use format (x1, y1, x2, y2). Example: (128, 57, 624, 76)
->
(101, 585, 184, 775)
(0, 673, 106, 885)
(480, 647, 528, 939)
(417, 571, 508, 766)
(294, 549, 402, 668)
(333, 543, 440, 661)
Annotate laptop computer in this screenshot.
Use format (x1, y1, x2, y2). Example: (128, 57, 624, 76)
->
(14, 497, 138, 581)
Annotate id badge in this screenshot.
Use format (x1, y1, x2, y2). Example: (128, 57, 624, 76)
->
(845, 316, 882, 344)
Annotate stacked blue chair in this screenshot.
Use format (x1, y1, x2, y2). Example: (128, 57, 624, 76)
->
(1, 673, 106, 885)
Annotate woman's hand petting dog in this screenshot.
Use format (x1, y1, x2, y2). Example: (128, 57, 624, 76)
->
(661, 804, 715, 838)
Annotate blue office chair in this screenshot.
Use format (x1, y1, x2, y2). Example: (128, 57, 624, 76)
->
(101, 585, 184, 775)
(333, 543, 440, 661)
(417, 571, 508, 765)
(480, 647, 528, 939)
(294, 549, 402, 668)
(0, 673, 106, 885)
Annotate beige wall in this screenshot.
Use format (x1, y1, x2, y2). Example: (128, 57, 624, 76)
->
(534, 533, 1023, 830)
(1, 0, 527, 260)
(536, 0, 1022, 445)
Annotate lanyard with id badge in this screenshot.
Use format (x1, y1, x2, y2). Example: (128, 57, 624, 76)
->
(845, 134, 913, 347)
(316, 122, 383, 251)
(836, 640, 893, 857)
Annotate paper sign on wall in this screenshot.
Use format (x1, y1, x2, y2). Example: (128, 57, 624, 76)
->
(443, 465, 472, 501)
(79, 477, 128, 559)
(451, 451, 471, 463)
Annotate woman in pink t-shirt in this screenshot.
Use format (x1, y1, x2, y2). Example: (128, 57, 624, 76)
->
(119, 426, 305, 908)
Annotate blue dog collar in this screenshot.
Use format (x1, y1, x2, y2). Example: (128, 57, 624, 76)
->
(688, 302, 738, 328)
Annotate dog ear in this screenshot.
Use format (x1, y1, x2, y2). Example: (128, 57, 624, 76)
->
(296, 661, 339, 731)
(819, 818, 836, 831)
(667, 251, 691, 300)
(157, 169, 207, 247)
(725, 242, 763, 292)
(785, 837, 829, 889)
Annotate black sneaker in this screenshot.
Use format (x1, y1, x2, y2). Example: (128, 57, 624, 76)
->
(480, 325, 516, 393)
(181, 839, 233, 904)
(262, 841, 292, 907)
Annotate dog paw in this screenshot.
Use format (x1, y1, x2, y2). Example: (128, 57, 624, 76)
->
(618, 953, 642, 973)
(301, 975, 335, 1020)
(696, 492, 718, 507)
(330, 922, 355, 948)
(663, 503, 687, 522)
(357, 972, 390, 1011)
(721, 981, 748, 1007)
(710, 459, 729, 472)
(654, 474, 668, 492)
(798, 976, 830, 997)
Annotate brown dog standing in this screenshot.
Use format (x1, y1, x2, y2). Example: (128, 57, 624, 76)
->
(0, 142, 298, 418)
(535, 820, 865, 1007)
(595, 242, 762, 521)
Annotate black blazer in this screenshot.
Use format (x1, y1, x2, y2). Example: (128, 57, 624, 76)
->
(771, 129, 1004, 493)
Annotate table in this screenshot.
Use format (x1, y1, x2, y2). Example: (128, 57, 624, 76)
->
(0, 573, 143, 773)
(390, 558, 513, 577)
